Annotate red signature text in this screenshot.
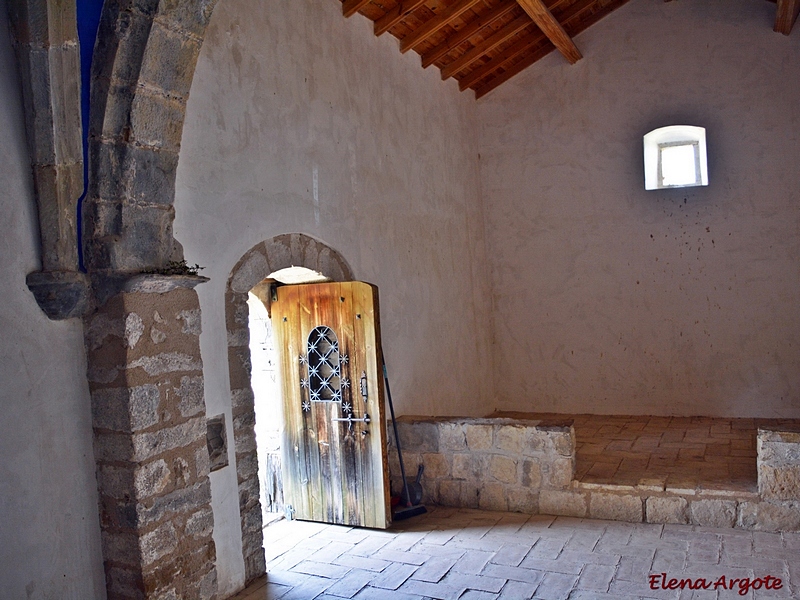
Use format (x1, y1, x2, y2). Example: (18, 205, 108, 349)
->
(648, 573, 783, 596)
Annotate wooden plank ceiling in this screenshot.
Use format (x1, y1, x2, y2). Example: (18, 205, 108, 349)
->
(340, 0, 798, 99)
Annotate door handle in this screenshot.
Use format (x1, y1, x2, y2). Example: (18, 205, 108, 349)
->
(332, 413, 371, 431)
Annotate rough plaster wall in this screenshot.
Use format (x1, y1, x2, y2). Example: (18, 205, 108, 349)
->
(478, 0, 800, 418)
(0, 3, 106, 598)
(174, 0, 490, 593)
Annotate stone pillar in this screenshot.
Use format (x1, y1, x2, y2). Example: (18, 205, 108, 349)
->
(85, 278, 216, 599)
(225, 287, 266, 583)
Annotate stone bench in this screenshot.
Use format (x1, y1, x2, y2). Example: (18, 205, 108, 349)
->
(388, 417, 800, 532)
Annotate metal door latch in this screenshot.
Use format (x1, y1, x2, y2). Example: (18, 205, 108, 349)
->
(332, 412, 371, 431)
(360, 371, 368, 403)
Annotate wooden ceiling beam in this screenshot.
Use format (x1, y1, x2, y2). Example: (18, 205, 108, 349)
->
(472, 0, 631, 96)
(400, 0, 484, 53)
(452, 0, 570, 88)
(475, 46, 552, 98)
(375, 0, 428, 36)
(775, 0, 800, 34)
(342, 0, 373, 18)
(515, 0, 582, 64)
(421, 0, 518, 68)
(441, 15, 533, 80)
(457, 31, 546, 90)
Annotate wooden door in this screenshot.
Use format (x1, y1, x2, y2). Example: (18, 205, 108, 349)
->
(272, 281, 390, 529)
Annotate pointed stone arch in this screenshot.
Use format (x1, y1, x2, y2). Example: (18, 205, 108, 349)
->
(225, 233, 354, 583)
(84, 0, 219, 272)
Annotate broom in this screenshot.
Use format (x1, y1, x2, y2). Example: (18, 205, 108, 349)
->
(382, 363, 427, 521)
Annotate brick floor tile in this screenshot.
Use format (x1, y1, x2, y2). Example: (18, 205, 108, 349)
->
(421, 529, 458, 546)
(528, 537, 567, 560)
(368, 562, 419, 590)
(677, 588, 718, 600)
(452, 549, 494, 574)
(687, 541, 721, 565)
(459, 590, 499, 600)
(560, 549, 620, 566)
(440, 571, 506, 593)
(332, 553, 391, 572)
(382, 531, 429, 551)
(542, 517, 585, 538)
(519, 556, 584, 575)
(629, 522, 665, 544)
(597, 522, 635, 545)
(577, 563, 616, 592)
(449, 535, 506, 551)
(489, 543, 533, 567)
(453, 524, 495, 542)
(497, 579, 538, 599)
(753, 532, 785, 552)
(569, 592, 642, 600)
(413, 542, 467, 559)
(410, 555, 459, 582)
(532, 571, 579, 600)
(564, 531, 603, 552)
(374, 548, 430, 565)
(396, 577, 464, 600)
(322, 568, 374, 598)
(518, 514, 556, 532)
(309, 541, 356, 564)
(652, 548, 689, 572)
(352, 585, 426, 600)
(482, 563, 545, 585)
(609, 577, 681, 599)
(781, 532, 800, 549)
(263, 570, 309, 587)
(719, 534, 753, 557)
(786, 561, 800, 589)
(268, 545, 321, 571)
(275, 574, 333, 600)
(616, 553, 656, 582)
(348, 535, 392, 557)
(719, 555, 788, 575)
(290, 560, 351, 579)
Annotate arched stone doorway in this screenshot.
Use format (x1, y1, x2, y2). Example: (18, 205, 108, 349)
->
(225, 233, 354, 582)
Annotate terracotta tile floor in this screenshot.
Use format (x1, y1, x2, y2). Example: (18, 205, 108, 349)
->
(493, 413, 800, 494)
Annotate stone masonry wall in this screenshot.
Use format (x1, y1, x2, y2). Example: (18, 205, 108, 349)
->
(85, 281, 217, 599)
(389, 417, 575, 514)
(753, 428, 800, 530)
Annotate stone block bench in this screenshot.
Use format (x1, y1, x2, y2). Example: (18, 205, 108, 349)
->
(388, 416, 800, 532)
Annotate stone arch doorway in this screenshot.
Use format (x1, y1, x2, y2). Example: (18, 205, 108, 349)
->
(224, 233, 354, 582)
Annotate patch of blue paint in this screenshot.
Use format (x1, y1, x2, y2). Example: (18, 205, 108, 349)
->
(76, 0, 104, 271)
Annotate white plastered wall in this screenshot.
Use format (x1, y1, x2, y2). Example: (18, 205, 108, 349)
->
(0, 2, 106, 598)
(174, 0, 492, 593)
(477, 0, 800, 418)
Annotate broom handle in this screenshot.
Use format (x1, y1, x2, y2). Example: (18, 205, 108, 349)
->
(383, 362, 414, 507)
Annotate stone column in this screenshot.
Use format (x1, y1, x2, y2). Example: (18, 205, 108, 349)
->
(7, 0, 91, 319)
(85, 277, 216, 599)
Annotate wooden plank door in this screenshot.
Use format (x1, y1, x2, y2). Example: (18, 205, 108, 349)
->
(272, 281, 390, 529)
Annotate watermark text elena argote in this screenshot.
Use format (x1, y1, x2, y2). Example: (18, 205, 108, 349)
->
(648, 573, 783, 595)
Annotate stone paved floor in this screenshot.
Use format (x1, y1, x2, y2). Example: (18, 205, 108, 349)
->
(493, 414, 800, 494)
(228, 507, 799, 600)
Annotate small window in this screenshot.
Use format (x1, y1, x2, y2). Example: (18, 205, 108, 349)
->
(644, 126, 708, 190)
